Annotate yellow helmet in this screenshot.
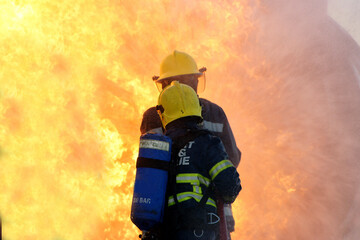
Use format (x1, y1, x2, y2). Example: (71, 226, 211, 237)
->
(158, 50, 201, 80)
(157, 81, 202, 128)
(154, 50, 206, 92)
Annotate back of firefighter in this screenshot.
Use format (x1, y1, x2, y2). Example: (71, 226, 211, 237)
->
(140, 50, 241, 168)
(140, 51, 241, 236)
(153, 81, 241, 240)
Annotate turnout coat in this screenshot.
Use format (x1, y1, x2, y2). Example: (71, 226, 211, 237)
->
(163, 120, 241, 232)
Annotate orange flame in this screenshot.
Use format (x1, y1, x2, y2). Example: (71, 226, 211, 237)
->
(4, 0, 358, 239)
(0, 0, 256, 239)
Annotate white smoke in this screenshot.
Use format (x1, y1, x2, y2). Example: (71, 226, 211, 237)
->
(328, 0, 360, 45)
(205, 1, 360, 239)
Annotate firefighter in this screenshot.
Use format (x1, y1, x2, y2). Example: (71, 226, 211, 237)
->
(147, 81, 241, 240)
(141, 50, 240, 167)
(140, 50, 241, 236)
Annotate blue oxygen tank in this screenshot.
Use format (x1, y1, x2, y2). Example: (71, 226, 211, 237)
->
(131, 133, 172, 231)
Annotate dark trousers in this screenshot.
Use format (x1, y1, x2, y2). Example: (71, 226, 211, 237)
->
(175, 229, 216, 240)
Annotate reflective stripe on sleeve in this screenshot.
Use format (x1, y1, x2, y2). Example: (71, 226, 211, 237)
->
(139, 139, 170, 151)
(209, 160, 234, 180)
(203, 121, 224, 133)
(176, 173, 211, 186)
(168, 192, 217, 208)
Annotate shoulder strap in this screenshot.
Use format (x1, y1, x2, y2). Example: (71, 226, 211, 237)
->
(136, 157, 169, 171)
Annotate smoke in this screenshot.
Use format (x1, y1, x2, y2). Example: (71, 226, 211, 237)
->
(328, 0, 360, 45)
(204, 1, 360, 239)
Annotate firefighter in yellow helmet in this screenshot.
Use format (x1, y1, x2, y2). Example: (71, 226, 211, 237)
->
(153, 50, 206, 93)
(140, 51, 241, 238)
(157, 81, 202, 128)
(143, 50, 240, 167)
(142, 81, 241, 240)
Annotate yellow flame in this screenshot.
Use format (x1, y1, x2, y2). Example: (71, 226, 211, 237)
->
(0, 0, 261, 239)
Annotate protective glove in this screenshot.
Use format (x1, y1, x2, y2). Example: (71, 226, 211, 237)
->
(224, 204, 235, 232)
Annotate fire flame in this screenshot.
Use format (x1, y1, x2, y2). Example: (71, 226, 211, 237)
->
(2, 0, 360, 239)
(0, 0, 255, 239)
